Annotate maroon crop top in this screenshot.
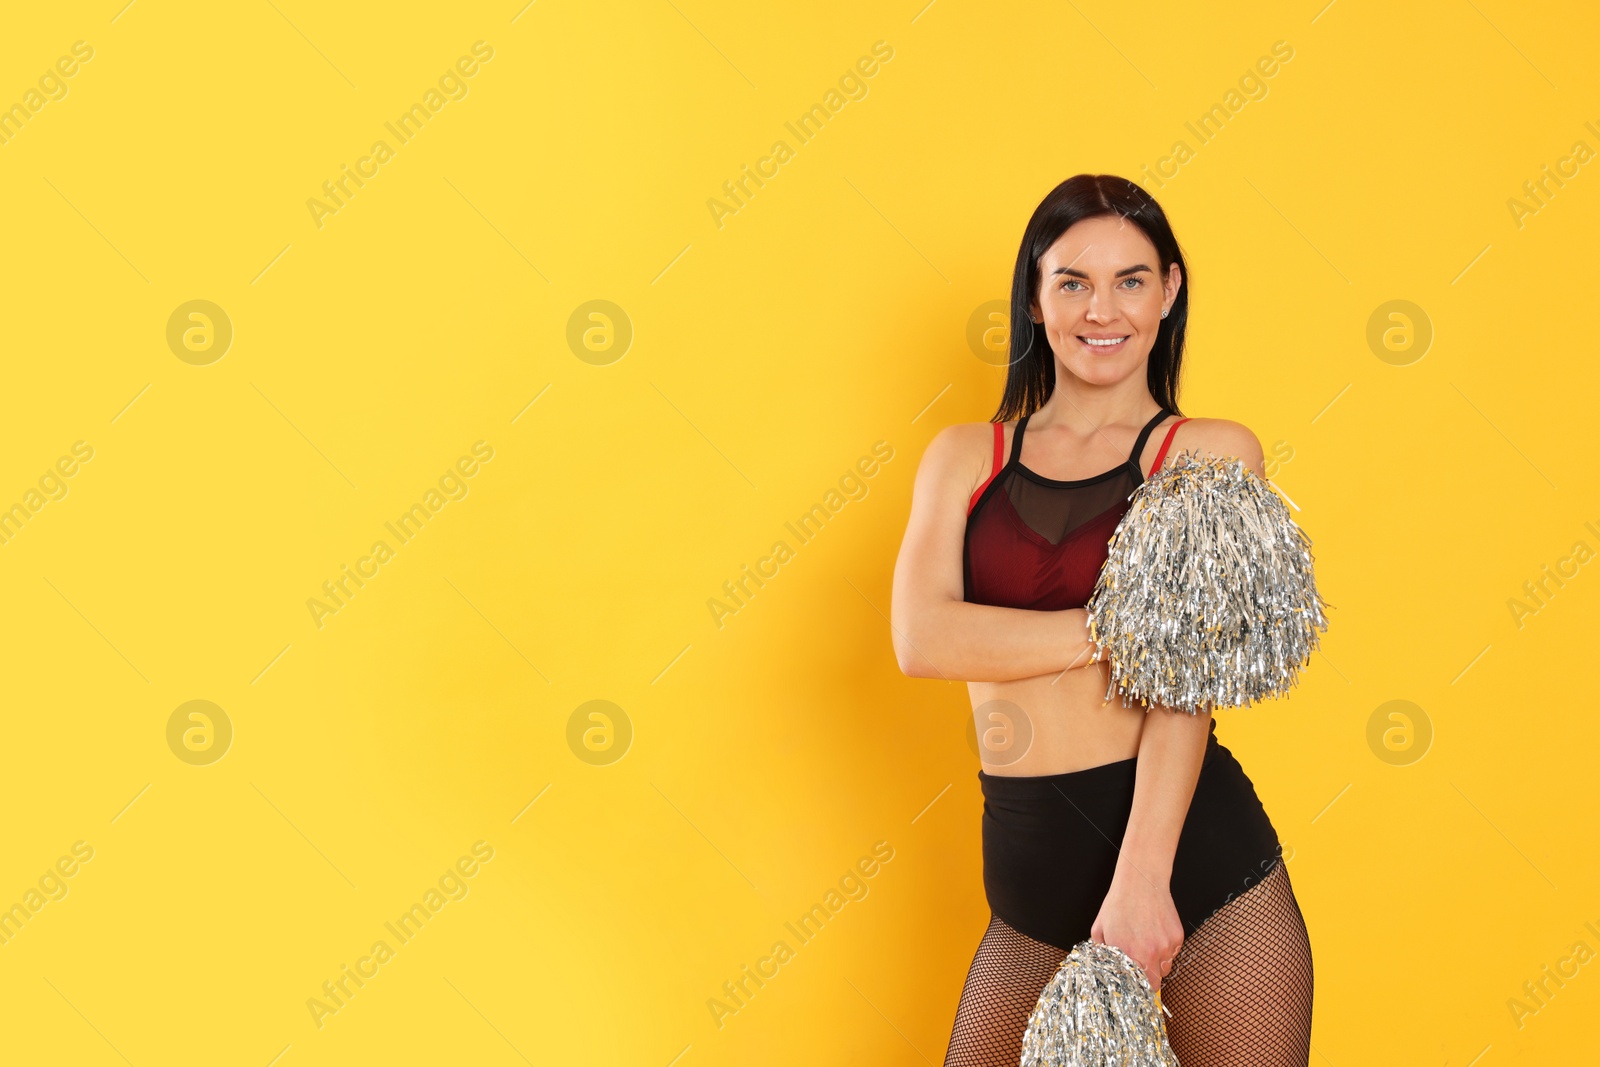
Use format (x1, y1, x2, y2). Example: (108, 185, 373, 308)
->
(963, 409, 1189, 610)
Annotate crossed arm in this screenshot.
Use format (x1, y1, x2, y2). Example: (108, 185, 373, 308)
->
(891, 415, 1267, 987)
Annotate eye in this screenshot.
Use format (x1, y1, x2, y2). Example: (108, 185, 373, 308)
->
(1060, 279, 1084, 291)
(1120, 277, 1144, 289)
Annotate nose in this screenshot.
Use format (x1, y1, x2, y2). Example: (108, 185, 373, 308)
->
(1085, 284, 1117, 324)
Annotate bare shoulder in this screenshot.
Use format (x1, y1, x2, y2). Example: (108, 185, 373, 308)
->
(920, 419, 1003, 488)
(1168, 416, 1266, 477)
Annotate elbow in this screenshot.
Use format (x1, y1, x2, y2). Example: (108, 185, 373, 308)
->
(891, 614, 933, 678)
(892, 628, 924, 677)
(898, 653, 933, 679)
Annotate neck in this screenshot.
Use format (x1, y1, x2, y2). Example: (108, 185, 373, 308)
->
(1032, 373, 1160, 433)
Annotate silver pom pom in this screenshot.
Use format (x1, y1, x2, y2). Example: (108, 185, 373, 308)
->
(1020, 939, 1179, 1066)
(1085, 449, 1332, 715)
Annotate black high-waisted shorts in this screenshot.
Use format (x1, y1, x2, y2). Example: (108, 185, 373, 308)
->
(978, 719, 1283, 950)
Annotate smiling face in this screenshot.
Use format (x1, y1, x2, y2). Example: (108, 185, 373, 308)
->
(1029, 213, 1182, 387)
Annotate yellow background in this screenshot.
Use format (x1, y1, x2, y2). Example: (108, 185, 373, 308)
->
(1, 0, 1597, 1063)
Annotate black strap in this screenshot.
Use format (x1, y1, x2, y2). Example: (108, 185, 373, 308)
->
(1008, 413, 1030, 466)
(1127, 408, 1172, 465)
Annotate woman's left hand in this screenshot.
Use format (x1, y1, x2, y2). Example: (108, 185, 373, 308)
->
(1089, 865, 1185, 992)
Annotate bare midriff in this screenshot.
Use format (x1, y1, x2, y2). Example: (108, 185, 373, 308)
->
(968, 655, 1147, 776)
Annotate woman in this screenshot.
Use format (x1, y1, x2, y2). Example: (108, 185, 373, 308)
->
(890, 174, 1314, 1066)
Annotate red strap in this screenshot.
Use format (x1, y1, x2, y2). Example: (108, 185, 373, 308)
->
(1148, 418, 1190, 475)
(967, 421, 1005, 515)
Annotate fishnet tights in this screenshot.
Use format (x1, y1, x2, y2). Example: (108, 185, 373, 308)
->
(942, 857, 1311, 1066)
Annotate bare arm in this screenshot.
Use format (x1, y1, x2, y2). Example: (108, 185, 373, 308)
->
(890, 422, 1100, 682)
(1116, 703, 1213, 883)
(1091, 418, 1269, 990)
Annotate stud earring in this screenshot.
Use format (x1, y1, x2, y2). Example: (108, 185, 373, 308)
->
(1160, 308, 1169, 319)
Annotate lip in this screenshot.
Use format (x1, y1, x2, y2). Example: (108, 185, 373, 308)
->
(1077, 334, 1130, 352)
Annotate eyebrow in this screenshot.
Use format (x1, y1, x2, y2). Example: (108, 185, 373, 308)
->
(1051, 264, 1153, 279)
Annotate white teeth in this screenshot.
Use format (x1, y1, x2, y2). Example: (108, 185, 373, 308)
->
(1081, 336, 1128, 346)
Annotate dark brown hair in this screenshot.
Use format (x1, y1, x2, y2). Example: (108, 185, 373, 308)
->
(992, 174, 1189, 422)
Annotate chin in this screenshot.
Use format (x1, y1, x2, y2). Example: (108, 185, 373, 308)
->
(1061, 349, 1146, 381)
